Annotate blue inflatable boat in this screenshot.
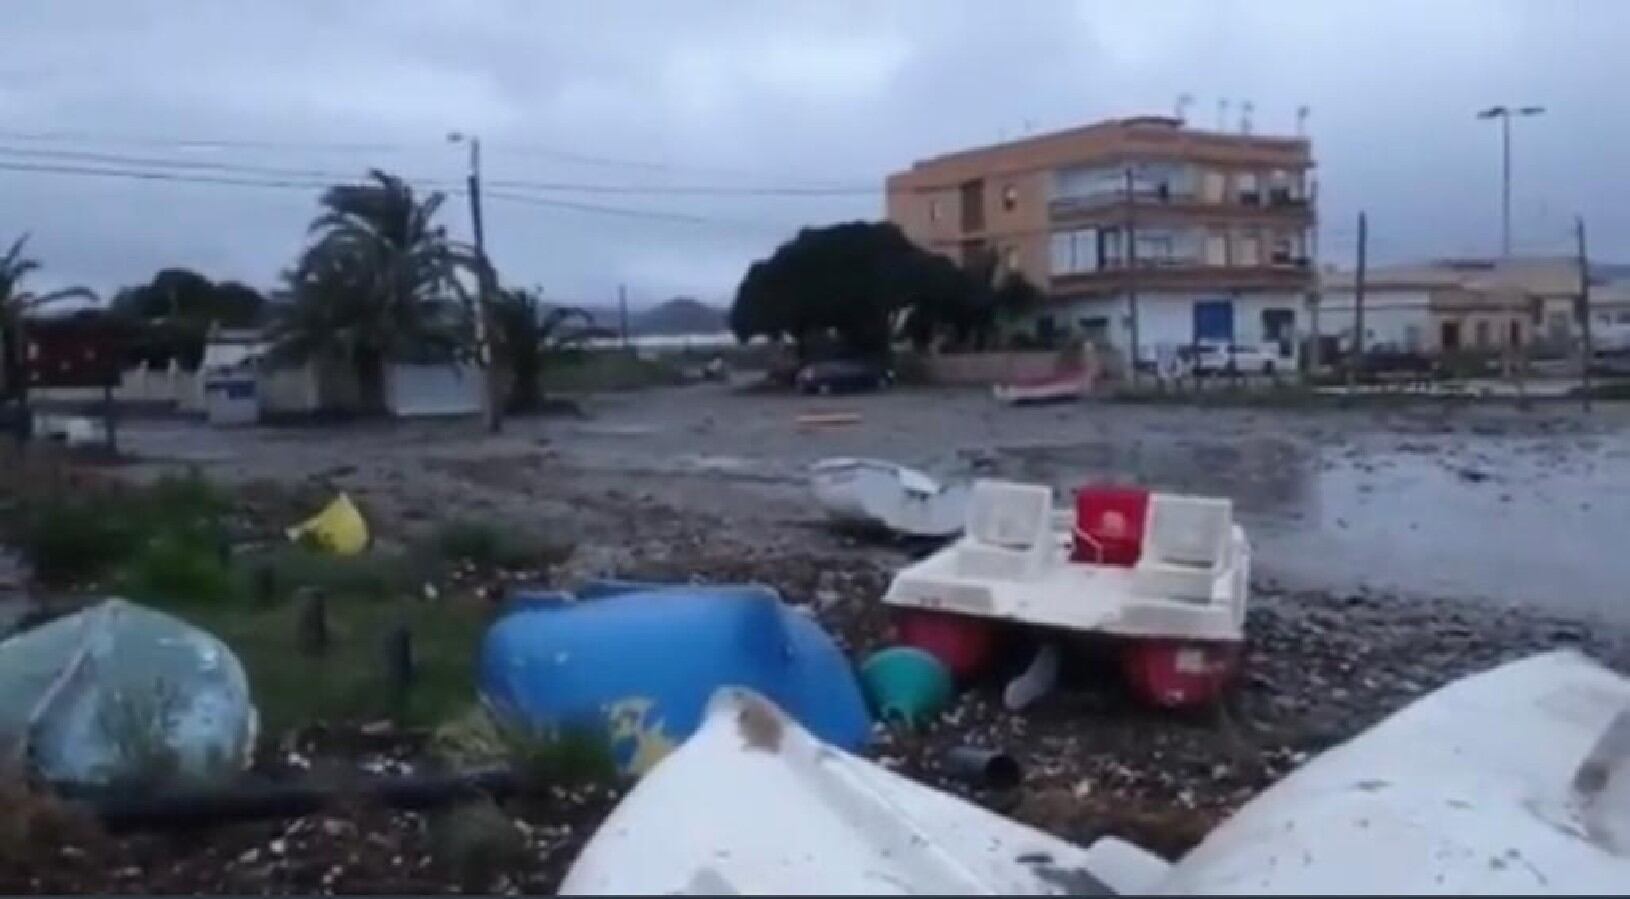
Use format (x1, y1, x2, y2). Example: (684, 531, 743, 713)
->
(478, 580, 871, 774)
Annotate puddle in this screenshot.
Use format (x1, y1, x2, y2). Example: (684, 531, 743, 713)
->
(992, 435, 1630, 622)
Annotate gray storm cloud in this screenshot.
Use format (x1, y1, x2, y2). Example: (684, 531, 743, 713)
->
(2, 0, 1625, 303)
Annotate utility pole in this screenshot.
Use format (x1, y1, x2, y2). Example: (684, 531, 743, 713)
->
(1476, 105, 1545, 258)
(450, 132, 502, 434)
(1306, 178, 1322, 380)
(1348, 212, 1367, 389)
(1124, 166, 1141, 386)
(1577, 215, 1593, 412)
(618, 284, 631, 351)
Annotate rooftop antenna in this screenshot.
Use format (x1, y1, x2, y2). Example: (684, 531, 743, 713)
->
(1175, 93, 1194, 124)
(1296, 105, 1311, 137)
(1217, 98, 1230, 130)
(1240, 100, 1255, 135)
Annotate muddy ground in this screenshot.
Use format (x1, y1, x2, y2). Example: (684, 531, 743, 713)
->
(9, 384, 1630, 892)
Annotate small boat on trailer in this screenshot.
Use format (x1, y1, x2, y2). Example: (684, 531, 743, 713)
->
(809, 458, 970, 539)
(992, 366, 1094, 405)
(883, 478, 1250, 709)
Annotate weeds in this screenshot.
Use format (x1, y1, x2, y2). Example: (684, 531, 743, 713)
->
(431, 705, 618, 791)
(115, 536, 238, 605)
(9, 471, 230, 589)
(239, 545, 415, 603)
(12, 498, 138, 586)
(432, 520, 553, 570)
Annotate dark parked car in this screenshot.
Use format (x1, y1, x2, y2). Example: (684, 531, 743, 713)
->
(795, 359, 894, 395)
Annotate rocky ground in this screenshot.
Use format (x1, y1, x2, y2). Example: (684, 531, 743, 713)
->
(5, 386, 1630, 892)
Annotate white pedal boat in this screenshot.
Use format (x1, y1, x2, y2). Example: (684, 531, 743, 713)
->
(992, 368, 1093, 405)
(884, 479, 1249, 643)
(810, 458, 969, 539)
(561, 651, 1630, 895)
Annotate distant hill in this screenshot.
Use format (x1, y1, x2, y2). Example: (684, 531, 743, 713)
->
(578, 297, 728, 336)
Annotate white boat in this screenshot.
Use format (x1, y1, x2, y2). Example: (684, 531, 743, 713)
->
(559, 686, 1169, 895)
(562, 651, 1630, 895)
(992, 368, 1093, 405)
(884, 479, 1250, 643)
(810, 458, 969, 539)
(1160, 649, 1630, 894)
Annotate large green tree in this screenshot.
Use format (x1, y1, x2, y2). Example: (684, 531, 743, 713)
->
(730, 221, 1039, 360)
(0, 234, 96, 415)
(267, 170, 473, 411)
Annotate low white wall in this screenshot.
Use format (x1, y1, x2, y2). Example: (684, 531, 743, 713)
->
(385, 363, 482, 417)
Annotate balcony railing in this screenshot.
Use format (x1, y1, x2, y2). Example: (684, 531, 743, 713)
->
(1049, 190, 1312, 218)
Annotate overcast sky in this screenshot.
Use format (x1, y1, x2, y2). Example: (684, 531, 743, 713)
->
(3, 0, 1626, 306)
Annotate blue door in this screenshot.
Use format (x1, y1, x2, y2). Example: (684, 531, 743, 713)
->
(1193, 300, 1235, 343)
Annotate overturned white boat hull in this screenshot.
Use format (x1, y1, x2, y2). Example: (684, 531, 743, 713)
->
(563, 652, 1630, 895)
(560, 687, 1168, 895)
(810, 458, 969, 538)
(1158, 649, 1630, 894)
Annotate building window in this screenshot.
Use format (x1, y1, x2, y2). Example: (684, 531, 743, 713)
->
(1002, 184, 1018, 211)
(1474, 320, 1490, 348)
(1268, 170, 1295, 206)
(1236, 228, 1261, 267)
(1270, 234, 1295, 265)
(1049, 228, 1100, 275)
(1508, 319, 1522, 347)
(959, 179, 985, 232)
(928, 199, 941, 222)
(1236, 172, 1261, 205)
(1202, 171, 1226, 203)
(1441, 321, 1462, 351)
(1404, 324, 1423, 350)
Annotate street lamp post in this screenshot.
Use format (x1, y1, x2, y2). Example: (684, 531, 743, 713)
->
(1476, 105, 1545, 258)
(447, 131, 501, 433)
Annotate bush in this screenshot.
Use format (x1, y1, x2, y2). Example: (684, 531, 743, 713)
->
(10, 471, 231, 588)
(432, 705, 619, 790)
(432, 520, 557, 570)
(115, 534, 239, 605)
(13, 497, 139, 586)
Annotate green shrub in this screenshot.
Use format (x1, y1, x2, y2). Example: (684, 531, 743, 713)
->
(114, 534, 239, 605)
(432, 519, 553, 570)
(432, 705, 619, 790)
(11, 472, 231, 588)
(14, 496, 139, 586)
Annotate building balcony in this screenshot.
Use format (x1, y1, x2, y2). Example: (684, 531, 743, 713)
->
(1048, 192, 1314, 226)
(1050, 258, 1315, 295)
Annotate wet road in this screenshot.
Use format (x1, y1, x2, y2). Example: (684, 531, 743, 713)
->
(117, 384, 1630, 623)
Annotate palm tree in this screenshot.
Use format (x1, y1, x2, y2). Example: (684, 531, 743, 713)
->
(267, 170, 474, 412)
(490, 286, 591, 413)
(0, 234, 97, 429)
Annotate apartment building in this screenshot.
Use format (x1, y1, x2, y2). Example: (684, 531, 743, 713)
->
(886, 116, 1315, 362)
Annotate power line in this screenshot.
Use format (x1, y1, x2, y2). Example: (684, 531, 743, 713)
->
(0, 144, 413, 186)
(0, 159, 792, 230)
(483, 177, 874, 197)
(0, 128, 873, 188)
(0, 143, 877, 197)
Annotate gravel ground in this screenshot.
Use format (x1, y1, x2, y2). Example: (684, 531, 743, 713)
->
(5, 385, 1630, 892)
